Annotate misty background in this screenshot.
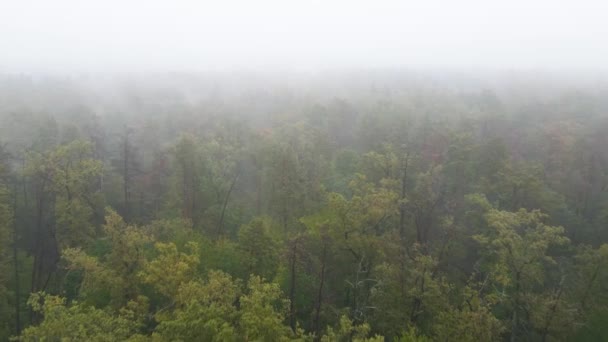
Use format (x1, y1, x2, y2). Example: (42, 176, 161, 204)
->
(1, 0, 607, 73)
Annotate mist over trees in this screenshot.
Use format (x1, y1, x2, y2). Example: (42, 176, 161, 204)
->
(1, 71, 608, 341)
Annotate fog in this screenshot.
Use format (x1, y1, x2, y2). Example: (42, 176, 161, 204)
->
(2, 0, 607, 73)
(6, 2, 608, 341)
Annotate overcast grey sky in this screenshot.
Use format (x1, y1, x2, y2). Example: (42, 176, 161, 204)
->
(1, 0, 607, 72)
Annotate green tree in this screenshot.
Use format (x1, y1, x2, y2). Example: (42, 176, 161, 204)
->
(474, 207, 570, 341)
(239, 275, 294, 341)
(63, 209, 151, 308)
(24, 139, 103, 295)
(237, 217, 280, 280)
(17, 292, 145, 341)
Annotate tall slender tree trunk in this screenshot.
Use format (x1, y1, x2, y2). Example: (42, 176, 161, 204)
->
(31, 185, 45, 293)
(216, 172, 239, 238)
(288, 236, 299, 332)
(12, 182, 21, 334)
(313, 240, 328, 339)
(398, 150, 410, 302)
(30, 181, 46, 323)
(540, 276, 565, 342)
(123, 128, 131, 222)
(510, 271, 521, 342)
(410, 265, 427, 324)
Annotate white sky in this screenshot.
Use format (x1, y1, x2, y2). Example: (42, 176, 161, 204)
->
(1, 0, 607, 72)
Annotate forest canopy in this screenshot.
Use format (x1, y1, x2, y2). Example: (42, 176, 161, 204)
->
(0, 71, 607, 341)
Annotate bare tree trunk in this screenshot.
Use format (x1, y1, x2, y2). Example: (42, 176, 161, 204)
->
(510, 271, 521, 342)
(313, 240, 328, 339)
(216, 172, 239, 238)
(30, 181, 46, 323)
(579, 263, 600, 311)
(410, 265, 426, 324)
(31, 184, 45, 293)
(288, 236, 299, 332)
(399, 150, 410, 238)
(123, 127, 131, 222)
(398, 150, 410, 306)
(12, 182, 21, 334)
(540, 276, 565, 342)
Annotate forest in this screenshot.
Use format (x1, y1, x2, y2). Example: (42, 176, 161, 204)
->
(0, 71, 607, 341)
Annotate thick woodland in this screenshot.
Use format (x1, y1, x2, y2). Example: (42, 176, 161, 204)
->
(0, 72, 607, 341)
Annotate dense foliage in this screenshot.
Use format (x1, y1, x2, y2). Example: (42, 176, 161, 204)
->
(0, 72, 607, 341)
